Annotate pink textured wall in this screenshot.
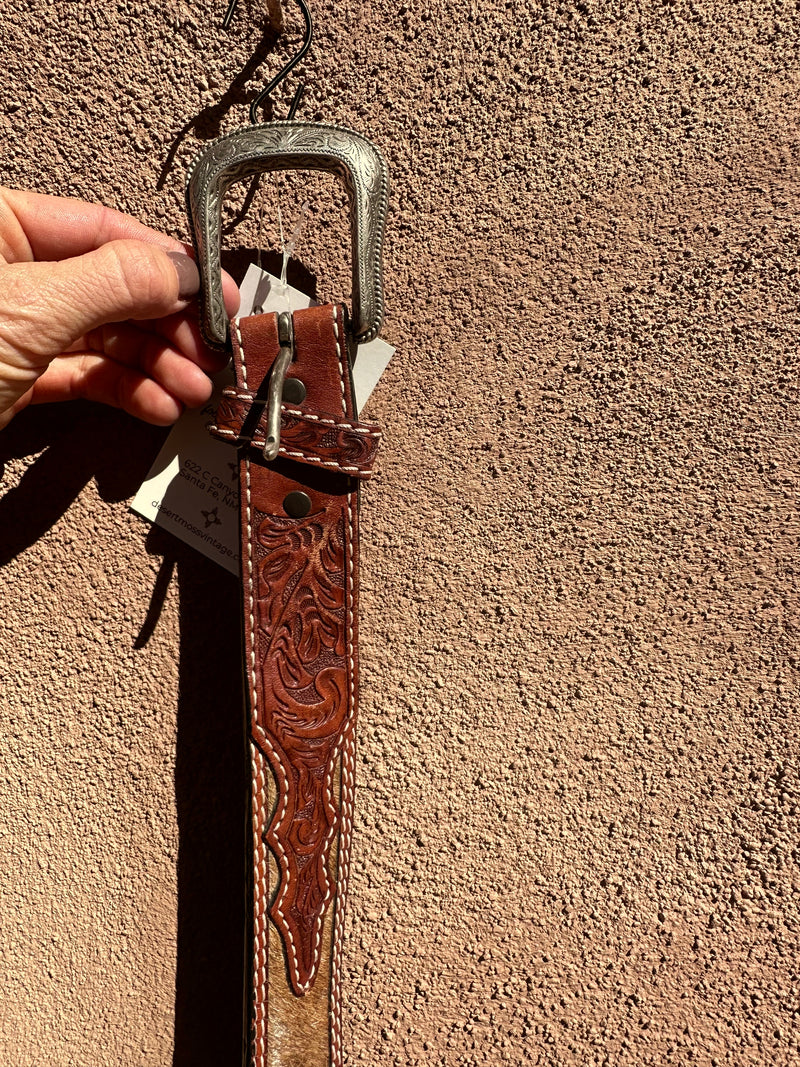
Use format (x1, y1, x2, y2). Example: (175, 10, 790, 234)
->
(1, 0, 799, 1063)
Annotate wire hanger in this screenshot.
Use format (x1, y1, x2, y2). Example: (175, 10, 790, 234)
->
(222, 0, 314, 123)
(187, 0, 388, 349)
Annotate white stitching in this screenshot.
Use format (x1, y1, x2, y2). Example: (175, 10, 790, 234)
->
(207, 426, 373, 475)
(234, 319, 247, 390)
(219, 392, 380, 435)
(331, 730, 356, 1067)
(331, 494, 357, 1067)
(251, 744, 269, 1067)
(251, 723, 313, 994)
(276, 450, 369, 474)
(239, 325, 257, 730)
(239, 321, 266, 1067)
(333, 307, 347, 413)
(330, 306, 357, 1067)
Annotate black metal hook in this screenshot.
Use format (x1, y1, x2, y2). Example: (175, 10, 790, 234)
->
(222, 0, 314, 123)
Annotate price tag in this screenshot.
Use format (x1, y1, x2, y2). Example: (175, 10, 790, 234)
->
(131, 267, 393, 572)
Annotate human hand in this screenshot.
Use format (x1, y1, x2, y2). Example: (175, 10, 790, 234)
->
(0, 188, 239, 430)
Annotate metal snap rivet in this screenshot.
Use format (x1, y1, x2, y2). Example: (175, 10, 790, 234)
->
(283, 491, 312, 518)
(283, 377, 307, 404)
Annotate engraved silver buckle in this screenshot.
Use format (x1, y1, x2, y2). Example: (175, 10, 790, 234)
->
(186, 120, 389, 349)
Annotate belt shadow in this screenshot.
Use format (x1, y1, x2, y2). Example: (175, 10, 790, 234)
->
(0, 404, 246, 1064)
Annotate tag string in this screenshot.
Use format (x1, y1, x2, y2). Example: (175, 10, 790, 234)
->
(275, 181, 310, 314)
(251, 177, 310, 315)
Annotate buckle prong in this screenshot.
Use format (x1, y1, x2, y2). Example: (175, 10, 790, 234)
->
(263, 311, 294, 461)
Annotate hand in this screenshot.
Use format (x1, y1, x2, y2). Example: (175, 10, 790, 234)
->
(0, 188, 240, 430)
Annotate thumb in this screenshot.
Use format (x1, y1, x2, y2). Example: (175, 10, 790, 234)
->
(0, 239, 199, 382)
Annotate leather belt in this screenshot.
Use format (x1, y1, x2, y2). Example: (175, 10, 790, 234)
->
(187, 115, 389, 1065)
(208, 303, 380, 1066)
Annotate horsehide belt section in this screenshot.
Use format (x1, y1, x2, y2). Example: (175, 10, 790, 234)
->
(208, 303, 380, 1067)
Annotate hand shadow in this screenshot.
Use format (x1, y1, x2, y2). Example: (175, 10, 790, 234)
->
(0, 402, 167, 565)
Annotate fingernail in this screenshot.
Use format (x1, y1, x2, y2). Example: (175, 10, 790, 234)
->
(166, 251, 200, 301)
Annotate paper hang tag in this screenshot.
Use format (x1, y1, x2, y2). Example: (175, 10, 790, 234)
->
(131, 266, 394, 574)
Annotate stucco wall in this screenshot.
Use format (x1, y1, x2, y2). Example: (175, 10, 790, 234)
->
(1, 1, 799, 1064)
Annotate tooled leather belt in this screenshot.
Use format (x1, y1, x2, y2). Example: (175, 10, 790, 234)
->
(208, 304, 379, 1066)
(188, 120, 388, 1066)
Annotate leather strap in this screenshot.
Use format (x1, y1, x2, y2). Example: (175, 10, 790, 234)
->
(209, 390, 381, 478)
(218, 304, 373, 1067)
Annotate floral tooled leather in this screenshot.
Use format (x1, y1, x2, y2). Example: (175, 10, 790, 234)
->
(210, 392, 381, 478)
(233, 305, 366, 1067)
(250, 503, 354, 993)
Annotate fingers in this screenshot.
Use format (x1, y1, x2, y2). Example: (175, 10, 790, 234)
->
(0, 188, 189, 261)
(24, 353, 194, 426)
(127, 313, 229, 374)
(0, 188, 243, 428)
(0, 241, 200, 373)
(0, 189, 241, 320)
(82, 323, 215, 405)
(221, 270, 241, 318)
(36, 319, 221, 423)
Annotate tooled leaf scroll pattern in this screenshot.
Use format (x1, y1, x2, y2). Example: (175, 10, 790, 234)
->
(252, 506, 351, 993)
(210, 396, 380, 474)
(281, 414, 379, 469)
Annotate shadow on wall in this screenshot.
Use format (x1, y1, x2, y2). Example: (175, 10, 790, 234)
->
(0, 402, 162, 565)
(0, 406, 246, 1064)
(160, 530, 246, 1067)
(157, 21, 282, 194)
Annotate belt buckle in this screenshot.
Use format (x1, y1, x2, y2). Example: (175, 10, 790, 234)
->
(186, 120, 390, 349)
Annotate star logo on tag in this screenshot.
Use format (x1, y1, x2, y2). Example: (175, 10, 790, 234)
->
(201, 506, 223, 530)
